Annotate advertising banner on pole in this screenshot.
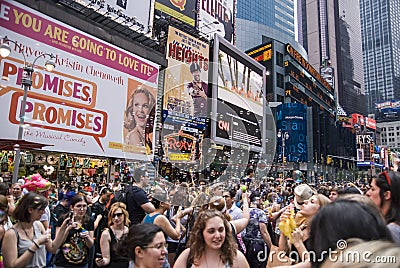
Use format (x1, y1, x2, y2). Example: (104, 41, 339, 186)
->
(0, 0, 159, 160)
(162, 26, 209, 164)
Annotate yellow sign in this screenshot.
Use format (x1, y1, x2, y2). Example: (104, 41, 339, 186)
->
(169, 153, 190, 161)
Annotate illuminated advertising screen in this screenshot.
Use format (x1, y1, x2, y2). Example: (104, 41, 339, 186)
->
(162, 26, 210, 163)
(246, 42, 274, 101)
(212, 36, 265, 152)
(0, 0, 159, 160)
(155, 0, 197, 26)
(276, 103, 308, 162)
(375, 100, 400, 120)
(199, 0, 235, 43)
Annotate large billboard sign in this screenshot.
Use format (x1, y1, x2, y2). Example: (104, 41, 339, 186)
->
(162, 26, 210, 164)
(276, 103, 308, 162)
(246, 42, 273, 101)
(155, 0, 197, 26)
(212, 35, 266, 153)
(0, 0, 159, 160)
(199, 0, 235, 44)
(375, 100, 400, 119)
(68, 0, 152, 33)
(356, 133, 374, 162)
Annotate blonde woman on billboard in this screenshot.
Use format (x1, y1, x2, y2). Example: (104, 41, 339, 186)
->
(124, 87, 155, 152)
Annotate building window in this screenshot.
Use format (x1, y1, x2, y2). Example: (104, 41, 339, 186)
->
(277, 73, 284, 88)
(276, 52, 284, 67)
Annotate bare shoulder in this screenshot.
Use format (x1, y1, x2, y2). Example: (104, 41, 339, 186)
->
(233, 250, 249, 268)
(102, 227, 111, 237)
(3, 227, 17, 242)
(173, 248, 191, 268)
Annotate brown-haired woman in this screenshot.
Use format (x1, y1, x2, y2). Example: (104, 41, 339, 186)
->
(54, 194, 94, 268)
(95, 202, 130, 268)
(2, 192, 72, 268)
(366, 171, 400, 244)
(174, 209, 249, 268)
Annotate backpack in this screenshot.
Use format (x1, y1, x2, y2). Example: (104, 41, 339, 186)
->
(109, 184, 132, 207)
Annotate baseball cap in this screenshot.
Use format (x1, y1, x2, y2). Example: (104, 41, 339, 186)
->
(294, 184, 315, 209)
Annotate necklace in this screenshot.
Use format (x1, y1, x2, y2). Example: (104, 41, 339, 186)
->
(112, 226, 126, 241)
(21, 222, 35, 241)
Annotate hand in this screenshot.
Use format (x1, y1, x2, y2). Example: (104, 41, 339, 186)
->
(279, 208, 291, 222)
(80, 230, 89, 239)
(176, 211, 184, 219)
(61, 217, 73, 230)
(291, 227, 304, 245)
(95, 258, 105, 266)
(6, 195, 14, 203)
(36, 230, 51, 245)
(198, 90, 207, 99)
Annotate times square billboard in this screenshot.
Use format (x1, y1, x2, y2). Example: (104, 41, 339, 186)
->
(0, 0, 160, 161)
(211, 35, 266, 153)
(276, 103, 308, 162)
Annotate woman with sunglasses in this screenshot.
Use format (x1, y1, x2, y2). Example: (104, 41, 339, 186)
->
(119, 223, 168, 268)
(95, 202, 130, 268)
(2, 192, 72, 268)
(54, 195, 95, 268)
(366, 171, 400, 244)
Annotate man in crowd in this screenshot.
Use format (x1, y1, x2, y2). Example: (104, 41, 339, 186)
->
(126, 168, 155, 225)
(92, 187, 112, 236)
(11, 182, 24, 204)
(223, 189, 242, 220)
(187, 62, 208, 117)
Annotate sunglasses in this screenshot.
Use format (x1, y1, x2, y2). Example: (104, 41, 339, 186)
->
(113, 212, 124, 218)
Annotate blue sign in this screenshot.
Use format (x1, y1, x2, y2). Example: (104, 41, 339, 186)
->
(276, 103, 308, 162)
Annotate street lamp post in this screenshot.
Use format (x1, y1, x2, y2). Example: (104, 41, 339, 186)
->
(277, 129, 289, 178)
(0, 36, 55, 183)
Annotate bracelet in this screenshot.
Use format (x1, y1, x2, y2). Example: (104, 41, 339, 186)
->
(32, 240, 40, 248)
(27, 248, 35, 254)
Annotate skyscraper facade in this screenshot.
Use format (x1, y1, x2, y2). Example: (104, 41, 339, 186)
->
(236, 0, 296, 51)
(301, 0, 367, 115)
(360, 0, 400, 116)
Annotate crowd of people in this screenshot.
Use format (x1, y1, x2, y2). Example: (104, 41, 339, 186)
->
(0, 168, 398, 268)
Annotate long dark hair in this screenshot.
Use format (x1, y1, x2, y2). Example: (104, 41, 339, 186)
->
(374, 171, 400, 224)
(12, 192, 48, 222)
(118, 223, 163, 262)
(308, 199, 393, 267)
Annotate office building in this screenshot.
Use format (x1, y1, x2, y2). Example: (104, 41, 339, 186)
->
(236, 0, 296, 51)
(360, 0, 400, 116)
(301, 0, 367, 115)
